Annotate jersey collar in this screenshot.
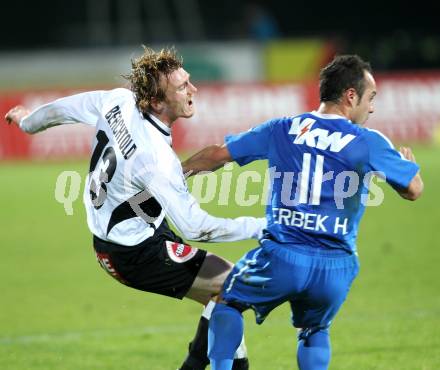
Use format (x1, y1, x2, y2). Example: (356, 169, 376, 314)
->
(144, 113, 171, 136)
(310, 111, 351, 122)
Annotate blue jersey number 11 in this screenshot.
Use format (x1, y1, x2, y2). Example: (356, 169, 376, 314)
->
(298, 153, 325, 205)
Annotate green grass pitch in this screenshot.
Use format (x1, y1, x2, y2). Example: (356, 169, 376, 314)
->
(1, 145, 439, 370)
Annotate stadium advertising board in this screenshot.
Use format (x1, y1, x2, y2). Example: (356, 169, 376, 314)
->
(1, 73, 440, 159)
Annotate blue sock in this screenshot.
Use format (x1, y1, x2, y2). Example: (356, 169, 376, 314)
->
(297, 328, 331, 370)
(208, 303, 243, 370)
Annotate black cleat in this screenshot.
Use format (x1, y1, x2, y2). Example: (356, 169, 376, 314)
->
(178, 341, 209, 370)
(232, 358, 250, 370)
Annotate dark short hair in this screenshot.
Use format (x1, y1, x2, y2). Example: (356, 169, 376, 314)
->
(319, 55, 372, 103)
(123, 46, 183, 114)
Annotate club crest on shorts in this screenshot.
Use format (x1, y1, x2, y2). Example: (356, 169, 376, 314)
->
(165, 241, 198, 263)
(95, 251, 128, 284)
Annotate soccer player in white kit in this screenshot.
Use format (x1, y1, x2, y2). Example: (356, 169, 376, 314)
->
(5, 47, 263, 370)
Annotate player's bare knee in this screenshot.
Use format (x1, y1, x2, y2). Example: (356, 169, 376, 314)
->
(185, 253, 234, 304)
(185, 290, 212, 305)
(196, 253, 233, 280)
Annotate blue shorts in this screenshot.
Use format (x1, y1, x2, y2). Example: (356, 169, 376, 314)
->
(222, 240, 359, 329)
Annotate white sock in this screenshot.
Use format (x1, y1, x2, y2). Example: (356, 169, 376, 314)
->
(202, 300, 216, 319)
(234, 335, 248, 359)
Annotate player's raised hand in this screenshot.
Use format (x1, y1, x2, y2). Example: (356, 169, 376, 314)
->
(400, 146, 417, 163)
(5, 105, 30, 126)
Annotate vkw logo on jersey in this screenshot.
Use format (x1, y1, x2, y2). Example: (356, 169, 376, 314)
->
(165, 241, 198, 263)
(288, 117, 356, 152)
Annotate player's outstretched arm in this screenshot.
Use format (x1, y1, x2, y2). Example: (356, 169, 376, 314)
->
(140, 153, 266, 242)
(4, 91, 104, 134)
(396, 146, 424, 201)
(182, 144, 232, 177)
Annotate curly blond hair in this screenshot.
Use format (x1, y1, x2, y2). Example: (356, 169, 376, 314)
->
(123, 46, 183, 115)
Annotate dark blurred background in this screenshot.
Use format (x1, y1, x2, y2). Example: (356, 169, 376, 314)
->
(2, 0, 440, 159)
(2, 0, 439, 71)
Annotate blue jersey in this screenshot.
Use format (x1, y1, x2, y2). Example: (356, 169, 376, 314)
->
(225, 111, 419, 253)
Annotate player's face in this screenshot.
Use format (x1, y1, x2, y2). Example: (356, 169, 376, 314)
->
(351, 71, 376, 125)
(162, 68, 197, 123)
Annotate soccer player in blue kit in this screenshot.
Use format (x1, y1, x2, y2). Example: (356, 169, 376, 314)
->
(182, 55, 424, 370)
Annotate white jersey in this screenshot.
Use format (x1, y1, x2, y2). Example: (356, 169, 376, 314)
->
(20, 88, 266, 246)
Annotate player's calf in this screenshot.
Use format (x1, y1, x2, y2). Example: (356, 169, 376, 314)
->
(297, 328, 330, 370)
(179, 301, 249, 370)
(208, 303, 244, 370)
